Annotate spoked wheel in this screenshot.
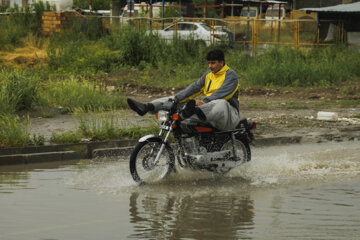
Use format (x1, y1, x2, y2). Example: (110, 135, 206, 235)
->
(129, 139, 175, 185)
(221, 137, 251, 162)
(217, 138, 251, 174)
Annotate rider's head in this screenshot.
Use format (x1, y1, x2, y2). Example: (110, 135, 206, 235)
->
(206, 49, 225, 73)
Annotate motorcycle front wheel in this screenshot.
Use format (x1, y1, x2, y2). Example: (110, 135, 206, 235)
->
(129, 139, 175, 185)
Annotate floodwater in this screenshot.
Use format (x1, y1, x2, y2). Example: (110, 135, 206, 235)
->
(1, 142, 360, 240)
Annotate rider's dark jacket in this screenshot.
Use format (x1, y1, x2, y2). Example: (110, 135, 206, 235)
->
(174, 64, 239, 111)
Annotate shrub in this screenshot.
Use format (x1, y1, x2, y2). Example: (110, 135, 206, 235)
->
(0, 2, 51, 50)
(0, 69, 40, 113)
(0, 114, 31, 147)
(47, 24, 213, 76)
(230, 46, 360, 87)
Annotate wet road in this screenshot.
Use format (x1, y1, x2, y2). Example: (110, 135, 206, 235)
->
(1, 141, 360, 240)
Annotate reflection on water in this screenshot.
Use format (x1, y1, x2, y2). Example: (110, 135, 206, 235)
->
(0, 142, 359, 240)
(128, 181, 254, 240)
(0, 161, 78, 194)
(0, 172, 29, 193)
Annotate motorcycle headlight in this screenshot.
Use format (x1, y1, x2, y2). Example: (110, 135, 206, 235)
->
(156, 110, 169, 122)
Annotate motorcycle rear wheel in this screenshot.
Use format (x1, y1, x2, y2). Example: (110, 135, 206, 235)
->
(129, 139, 175, 185)
(220, 137, 251, 162)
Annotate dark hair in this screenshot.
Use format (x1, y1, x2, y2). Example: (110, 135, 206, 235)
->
(206, 49, 225, 62)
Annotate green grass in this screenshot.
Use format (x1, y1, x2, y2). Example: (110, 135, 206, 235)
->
(50, 110, 159, 144)
(0, 2, 51, 50)
(228, 45, 360, 88)
(76, 110, 158, 141)
(283, 101, 310, 110)
(38, 77, 126, 113)
(0, 114, 31, 147)
(50, 131, 83, 144)
(0, 69, 40, 114)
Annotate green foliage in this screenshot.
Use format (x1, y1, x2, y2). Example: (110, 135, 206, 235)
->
(0, 114, 31, 147)
(77, 111, 121, 141)
(47, 24, 211, 76)
(229, 46, 360, 87)
(76, 110, 159, 141)
(32, 134, 45, 146)
(0, 2, 52, 50)
(161, 3, 182, 18)
(103, 26, 164, 66)
(0, 69, 40, 114)
(73, 0, 111, 10)
(50, 110, 159, 144)
(50, 131, 83, 144)
(38, 77, 126, 113)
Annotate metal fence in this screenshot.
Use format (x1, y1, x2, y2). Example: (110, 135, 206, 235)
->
(101, 16, 360, 54)
(1, 12, 358, 54)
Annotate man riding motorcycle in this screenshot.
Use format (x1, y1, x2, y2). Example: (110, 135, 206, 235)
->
(127, 49, 241, 131)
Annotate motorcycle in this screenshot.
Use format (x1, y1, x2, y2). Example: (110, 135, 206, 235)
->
(129, 99, 256, 185)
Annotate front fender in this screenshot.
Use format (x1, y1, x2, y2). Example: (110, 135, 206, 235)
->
(138, 134, 162, 143)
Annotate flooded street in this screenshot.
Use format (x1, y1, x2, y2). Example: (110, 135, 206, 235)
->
(1, 141, 360, 240)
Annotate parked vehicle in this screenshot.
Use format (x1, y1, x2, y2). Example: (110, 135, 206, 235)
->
(240, 6, 260, 19)
(149, 22, 230, 46)
(265, 4, 288, 20)
(213, 25, 234, 47)
(129, 99, 256, 185)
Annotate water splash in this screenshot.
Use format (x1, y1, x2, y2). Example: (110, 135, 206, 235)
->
(232, 141, 360, 185)
(67, 141, 360, 194)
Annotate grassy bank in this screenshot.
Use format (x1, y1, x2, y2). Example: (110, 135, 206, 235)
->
(1, 7, 360, 147)
(0, 69, 127, 115)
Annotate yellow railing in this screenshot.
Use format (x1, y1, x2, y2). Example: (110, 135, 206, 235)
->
(88, 16, 360, 53)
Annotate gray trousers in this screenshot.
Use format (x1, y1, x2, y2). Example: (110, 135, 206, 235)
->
(150, 97, 241, 131)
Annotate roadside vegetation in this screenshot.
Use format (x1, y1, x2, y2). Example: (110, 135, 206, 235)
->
(50, 110, 158, 144)
(1, 4, 360, 147)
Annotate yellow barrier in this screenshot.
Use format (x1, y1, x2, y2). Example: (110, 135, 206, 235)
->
(94, 16, 359, 54)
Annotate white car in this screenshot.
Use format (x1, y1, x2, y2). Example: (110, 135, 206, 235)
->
(149, 22, 230, 46)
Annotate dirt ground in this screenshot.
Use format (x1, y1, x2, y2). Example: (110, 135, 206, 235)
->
(29, 84, 360, 144)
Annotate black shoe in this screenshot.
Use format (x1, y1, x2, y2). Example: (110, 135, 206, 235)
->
(182, 100, 196, 119)
(127, 98, 149, 116)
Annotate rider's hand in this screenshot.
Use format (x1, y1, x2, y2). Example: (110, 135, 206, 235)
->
(196, 100, 205, 106)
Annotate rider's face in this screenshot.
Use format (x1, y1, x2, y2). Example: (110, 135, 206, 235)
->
(208, 60, 224, 73)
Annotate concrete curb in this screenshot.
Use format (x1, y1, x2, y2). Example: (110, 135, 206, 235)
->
(0, 151, 81, 165)
(0, 139, 137, 166)
(0, 130, 359, 165)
